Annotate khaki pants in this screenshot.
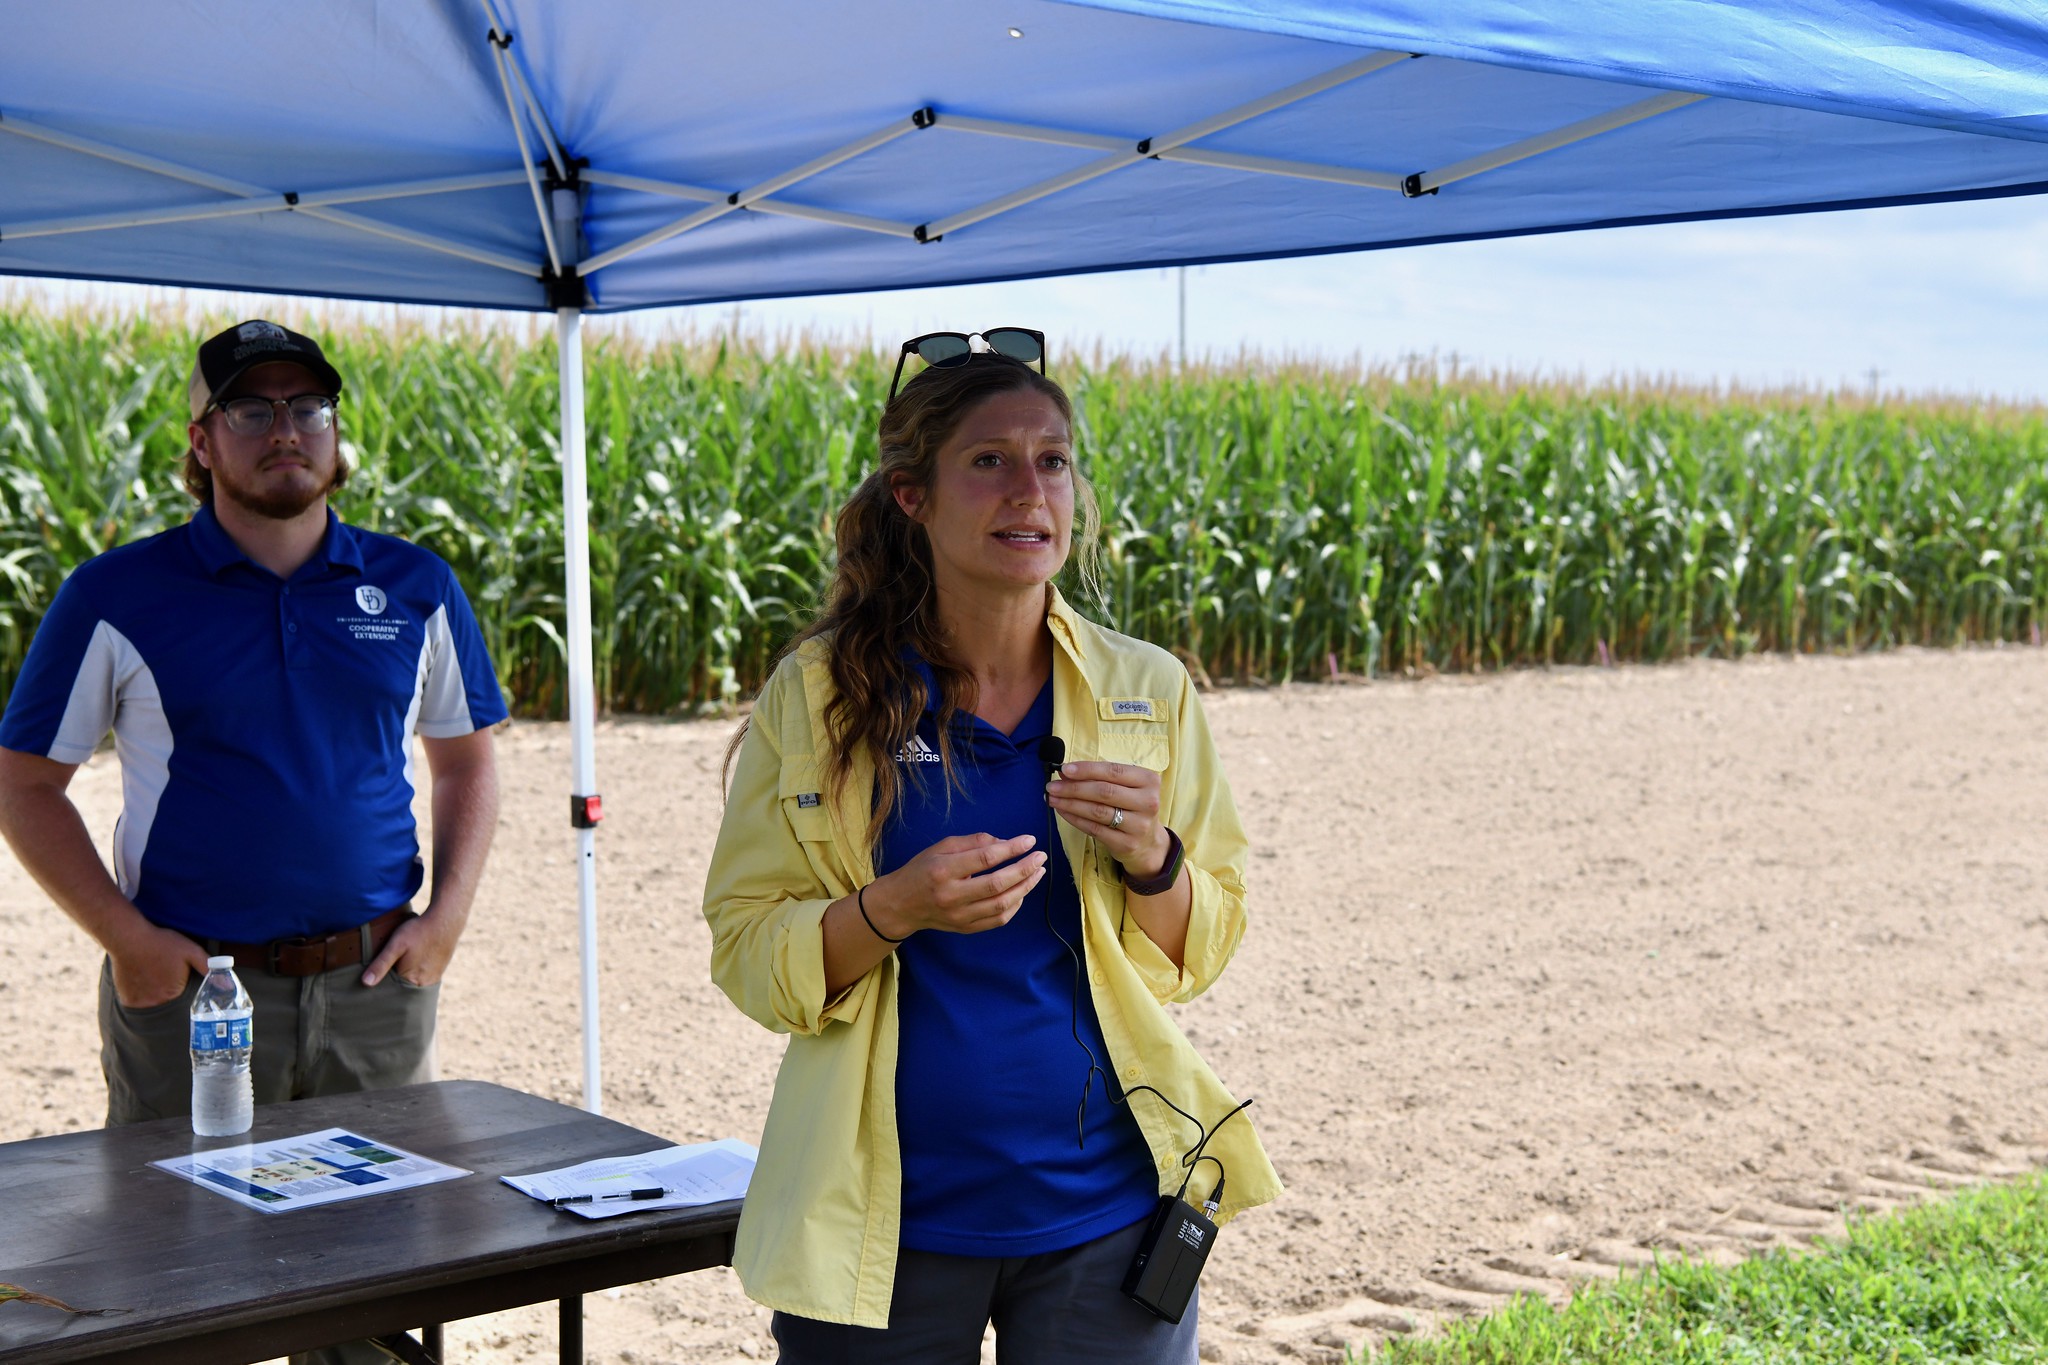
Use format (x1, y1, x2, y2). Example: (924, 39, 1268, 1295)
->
(98, 953, 441, 1365)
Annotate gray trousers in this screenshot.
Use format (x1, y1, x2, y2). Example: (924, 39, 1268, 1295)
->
(772, 1214, 1199, 1365)
(98, 953, 440, 1365)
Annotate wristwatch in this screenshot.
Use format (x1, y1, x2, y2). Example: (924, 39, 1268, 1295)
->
(1120, 827, 1185, 897)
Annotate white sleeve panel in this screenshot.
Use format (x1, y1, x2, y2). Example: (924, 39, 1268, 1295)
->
(45, 619, 131, 764)
(412, 603, 477, 739)
(82, 624, 173, 901)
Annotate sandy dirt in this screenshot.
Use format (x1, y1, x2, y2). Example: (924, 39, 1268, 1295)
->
(8, 645, 2048, 1364)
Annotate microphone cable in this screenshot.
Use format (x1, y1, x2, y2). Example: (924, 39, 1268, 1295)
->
(1034, 734, 1251, 1202)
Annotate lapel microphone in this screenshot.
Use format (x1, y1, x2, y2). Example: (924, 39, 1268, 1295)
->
(1037, 735, 1066, 790)
(1032, 725, 1233, 1324)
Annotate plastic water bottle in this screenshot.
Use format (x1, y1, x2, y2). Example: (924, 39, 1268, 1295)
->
(190, 955, 254, 1136)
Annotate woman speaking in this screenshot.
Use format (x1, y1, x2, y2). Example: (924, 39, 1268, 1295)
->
(702, 332, 1278, 1363)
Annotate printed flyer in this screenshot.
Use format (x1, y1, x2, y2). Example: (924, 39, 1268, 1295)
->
(152, 1128, 469, 1212)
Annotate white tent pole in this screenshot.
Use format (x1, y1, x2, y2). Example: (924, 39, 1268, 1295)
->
(1177, 267, 1187, 371)
(556, 303, 603, 1115)
(478, 2, 602, 1114)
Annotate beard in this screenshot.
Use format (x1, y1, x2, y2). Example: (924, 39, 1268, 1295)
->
(211, 451, 348, 520)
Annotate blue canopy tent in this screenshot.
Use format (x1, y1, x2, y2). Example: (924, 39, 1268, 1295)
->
(7, 0, 2044, 1110)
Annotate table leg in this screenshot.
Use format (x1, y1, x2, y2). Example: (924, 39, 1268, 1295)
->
(423, 1323, 444, 1361)
(369, 1331, 439, 1365)
(560, 1294, 583, 1365)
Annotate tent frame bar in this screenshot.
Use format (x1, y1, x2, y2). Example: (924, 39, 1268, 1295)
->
(578, 113, 926, 275)
(933, 114, 1125, 152)
(932, 112, 1405, 192)
(298, 205, 533, 275)
(0, 110, 263, 196)
(929, 84, 1708, 205)
(490, 35, 564, 274)
(5, 197, 276, 241)
(1164, 145, 1405, 192)
(479, 0, 570, 183)
(1413, 89, 1706, 194)
(508, 57, 570, 183)
(0, 111, 536, 276)
(1, 170, 530, 242)
(920, 49, 1412, 240)
(581, 169, 920, 238)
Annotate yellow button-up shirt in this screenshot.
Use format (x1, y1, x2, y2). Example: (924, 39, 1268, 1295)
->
(702, 588, 1281, 1326)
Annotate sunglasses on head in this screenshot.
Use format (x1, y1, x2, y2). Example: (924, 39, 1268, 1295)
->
(888, 327, 1046, 401)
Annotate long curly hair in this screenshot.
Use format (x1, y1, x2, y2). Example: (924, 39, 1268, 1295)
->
(732, 352, 1101, 845)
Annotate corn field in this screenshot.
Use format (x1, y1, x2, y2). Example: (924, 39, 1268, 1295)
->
(1, 306, 2043, 717)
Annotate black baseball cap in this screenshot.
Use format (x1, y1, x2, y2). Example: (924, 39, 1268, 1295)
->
(187, 320, 344, 420)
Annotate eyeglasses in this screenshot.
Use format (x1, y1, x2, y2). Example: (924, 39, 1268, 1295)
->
(206, 394, 339, 438)
(888, 327, 1045, 401)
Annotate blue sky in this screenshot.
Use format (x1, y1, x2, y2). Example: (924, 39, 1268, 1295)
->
(20, 192, 2048, 403)
(702, 194, 2048, 403)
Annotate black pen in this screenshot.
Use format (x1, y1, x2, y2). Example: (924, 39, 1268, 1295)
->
(550, 1187, 668, 1206)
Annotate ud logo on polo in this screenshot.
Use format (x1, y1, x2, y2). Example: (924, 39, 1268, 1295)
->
(355, 586, 388, 615)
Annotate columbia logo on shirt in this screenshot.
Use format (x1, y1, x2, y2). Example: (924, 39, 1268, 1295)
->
(895, 735, 941, 763)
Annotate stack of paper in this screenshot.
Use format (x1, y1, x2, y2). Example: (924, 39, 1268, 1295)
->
(503, 1138, 756, 1219)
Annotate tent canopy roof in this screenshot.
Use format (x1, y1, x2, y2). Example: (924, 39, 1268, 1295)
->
(6, 0, 2045, 313)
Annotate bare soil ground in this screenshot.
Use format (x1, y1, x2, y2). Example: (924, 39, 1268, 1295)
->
(8, 646, 2048, 1364)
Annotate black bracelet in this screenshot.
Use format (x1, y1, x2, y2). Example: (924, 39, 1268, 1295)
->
(1121, 826, 1186, 897)
(858, 883, 908, 944)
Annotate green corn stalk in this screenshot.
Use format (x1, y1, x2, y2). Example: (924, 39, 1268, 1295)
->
(1, 305, 2043, 715)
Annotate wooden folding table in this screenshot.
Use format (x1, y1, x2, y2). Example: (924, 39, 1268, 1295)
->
(0, 1080, 741, 1365)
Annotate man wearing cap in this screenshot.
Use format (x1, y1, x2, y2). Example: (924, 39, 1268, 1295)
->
(0, 321, 504, 1151)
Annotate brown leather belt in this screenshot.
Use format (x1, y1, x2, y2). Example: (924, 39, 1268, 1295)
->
(209, 907, 413, 977)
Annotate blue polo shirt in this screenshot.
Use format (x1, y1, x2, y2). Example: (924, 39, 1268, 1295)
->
(882, 665, 1159, 1256)
(0, 504, 507, 942)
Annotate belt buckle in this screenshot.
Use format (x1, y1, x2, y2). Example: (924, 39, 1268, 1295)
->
(269, 935, 317, 975)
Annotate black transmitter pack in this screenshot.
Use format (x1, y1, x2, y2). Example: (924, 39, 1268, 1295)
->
(1121, 1194, 1218, 1323)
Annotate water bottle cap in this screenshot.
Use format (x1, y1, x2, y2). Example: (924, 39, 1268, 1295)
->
(206, 954, 235, 970)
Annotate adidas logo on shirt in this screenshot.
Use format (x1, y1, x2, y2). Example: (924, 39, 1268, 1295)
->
(895, 735, 941, 764)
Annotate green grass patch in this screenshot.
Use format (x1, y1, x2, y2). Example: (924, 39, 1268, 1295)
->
(1358, 1176, 2048, 1363)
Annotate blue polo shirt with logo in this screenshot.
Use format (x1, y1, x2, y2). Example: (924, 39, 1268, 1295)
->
(0, 504, 508, 942)
(882, 662, 1159, 1256)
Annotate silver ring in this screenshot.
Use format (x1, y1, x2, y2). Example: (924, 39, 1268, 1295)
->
(1110, 808, 1124, 829)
